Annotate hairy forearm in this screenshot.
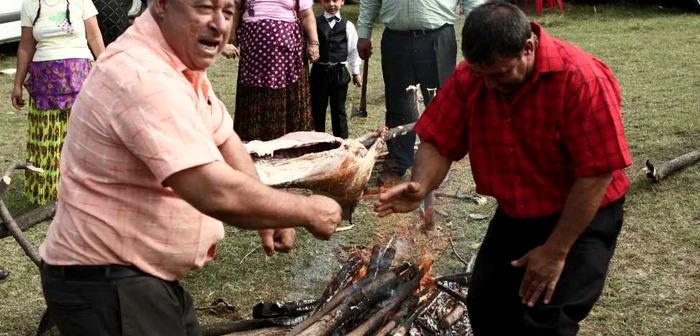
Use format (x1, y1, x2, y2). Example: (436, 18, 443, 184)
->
(544, 173, 613, 255)
(219, 133, 258, 179)
(168, 162, 313, 230)
(411, 142, 453, 196)
(298, 9, 318, 42)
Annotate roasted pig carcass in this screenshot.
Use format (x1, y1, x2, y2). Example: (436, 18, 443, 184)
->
(245, 132, 384, 222)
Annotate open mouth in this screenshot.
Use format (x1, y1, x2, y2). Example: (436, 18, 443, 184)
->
(198, 39, 221, 52)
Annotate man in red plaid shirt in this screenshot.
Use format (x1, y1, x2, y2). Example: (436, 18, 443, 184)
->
(375, 2, 632, 335)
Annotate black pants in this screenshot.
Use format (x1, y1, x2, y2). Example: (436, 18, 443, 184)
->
(310, 63, 350, 139)
(467, 198, 625, 336)
(41, 263, 200, 336)
(380, 24, 457, 175)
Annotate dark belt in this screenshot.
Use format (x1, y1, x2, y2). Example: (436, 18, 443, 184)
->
(41, 263, 145, 281)
(385, 23, 452, 37)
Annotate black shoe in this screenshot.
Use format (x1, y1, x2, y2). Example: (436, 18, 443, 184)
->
(0, 269, 9, 280)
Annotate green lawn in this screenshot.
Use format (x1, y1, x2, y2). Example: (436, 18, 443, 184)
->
(1, 3, 699, 335)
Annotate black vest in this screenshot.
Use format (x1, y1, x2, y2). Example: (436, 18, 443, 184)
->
(316, 15, 349, 63)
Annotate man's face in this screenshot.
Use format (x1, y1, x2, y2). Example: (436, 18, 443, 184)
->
(154, 0, 234, 71)
(321, 0, 344, 15)
(468, 37, 536, 93)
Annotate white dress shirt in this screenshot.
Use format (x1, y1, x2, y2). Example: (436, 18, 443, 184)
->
(323, 11, 361, 76)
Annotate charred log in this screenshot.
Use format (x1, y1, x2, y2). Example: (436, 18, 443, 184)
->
(311, 253, 364, 315)
(440, 302, 466, 329)
(391, 290, 442, 336)
(253, 300, 317, 319)
(435, 282, 467, 304)
(346, 278, 420, 336)
(378, 247, 396, 274)
(366, 245, 382, 278)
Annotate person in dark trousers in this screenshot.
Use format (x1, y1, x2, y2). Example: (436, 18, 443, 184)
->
(374, 2, 631, 335)
(357, 0, 483, 185)
(310, 0, 362, 139)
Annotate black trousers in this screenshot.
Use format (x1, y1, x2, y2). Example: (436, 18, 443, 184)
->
(467, 198, 625, 336)
(41, 263, 200, 336)
(310, 63, 350, 139)
(380, 24, 457, 175)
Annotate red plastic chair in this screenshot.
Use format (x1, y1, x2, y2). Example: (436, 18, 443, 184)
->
(514, 0, 564, 15)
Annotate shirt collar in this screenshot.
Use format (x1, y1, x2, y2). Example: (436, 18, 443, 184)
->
(323, 12, 341, 20)
(531, 22, 566, 74)
(131, 10, 209, 93)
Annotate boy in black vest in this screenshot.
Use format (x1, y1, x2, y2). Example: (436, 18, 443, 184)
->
(310, 0, 362, 139)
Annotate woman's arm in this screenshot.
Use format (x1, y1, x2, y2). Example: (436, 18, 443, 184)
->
(11, 27, 37, 110)
(297, 8, 319, 62)
(84, 16, 105, 57)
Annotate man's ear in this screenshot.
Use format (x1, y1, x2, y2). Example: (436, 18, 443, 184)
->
(523, 35, 536, 57)
(151, 0, 169, 20)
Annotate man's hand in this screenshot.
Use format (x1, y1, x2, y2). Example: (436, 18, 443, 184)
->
(511, 245, 567, 307)
(374, 182, 426, 217)
(222, 43, 240, 59)
(357, 38, 372, 60)
(303, 195, 342, 240)
(259, 228, 296, 256)
(352, 74, 362, 87)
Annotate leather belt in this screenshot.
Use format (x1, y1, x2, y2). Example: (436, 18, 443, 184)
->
(41, 263, 145, 281)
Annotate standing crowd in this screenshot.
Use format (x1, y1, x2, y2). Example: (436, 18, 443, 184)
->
(4, 0, 632, 335)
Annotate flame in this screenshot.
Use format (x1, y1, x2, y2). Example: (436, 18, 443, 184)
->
(352, 265, 367, 283)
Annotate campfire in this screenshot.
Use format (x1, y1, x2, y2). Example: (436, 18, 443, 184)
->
(201, 237, 473, 336)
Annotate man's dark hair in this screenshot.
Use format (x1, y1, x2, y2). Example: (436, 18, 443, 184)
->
(461, 1, 532, 64)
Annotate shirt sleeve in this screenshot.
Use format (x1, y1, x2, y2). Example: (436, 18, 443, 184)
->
(414, 66, 471, 162)
(298, 0, 313, 11)
(21, 0, 37, 27)
(110, 81, 226, 184)
(461, 0, 484, 15)
(82, 0, 99, 19)
(357, 0, 381, 39)
(561, 64, 632, 177)
(345, 21, 361, 75)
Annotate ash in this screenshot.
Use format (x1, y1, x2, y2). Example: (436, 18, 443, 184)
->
(412, 282, 472, 336)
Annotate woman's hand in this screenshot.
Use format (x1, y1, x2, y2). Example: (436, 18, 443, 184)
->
(307, 44, 319, 63)
(222, 43, 240, 59)
(11, 86, 25, 110)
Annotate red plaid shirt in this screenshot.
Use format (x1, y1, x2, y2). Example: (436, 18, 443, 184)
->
(415, 22, 632, 219)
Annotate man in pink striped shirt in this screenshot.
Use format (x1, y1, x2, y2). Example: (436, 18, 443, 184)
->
(38, 0, 342, 334)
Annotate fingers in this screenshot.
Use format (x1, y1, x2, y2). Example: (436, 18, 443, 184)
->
(522, 277, 546, 307)
(258, 229, 275, 256)
(543, 277, 558, 304)
(273, 229, 296, 253)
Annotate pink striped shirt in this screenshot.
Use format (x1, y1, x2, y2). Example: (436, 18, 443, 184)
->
(236, 0, 313, 22)
(38, 11, 233, 281)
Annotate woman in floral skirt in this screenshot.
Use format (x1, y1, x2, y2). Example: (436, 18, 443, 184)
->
(11, 0, 104, 205)
(226, 0, 320, 142)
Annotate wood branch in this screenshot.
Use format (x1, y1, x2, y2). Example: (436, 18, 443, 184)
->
(253, 300, 317, 319)
(288, 264, 410, 336)
(435, 282, 467, 304)
(223, 327, 289, 336)
(0, 200, 41, 267)
(390, 291, 442, 336)
(357, 122, 417, 149)
(0, 161, 42, 197)
(345, 279, 420, 336)
(201, 319, 289, 336)
(366, 245, 382, 278)
(373, 293, 419, 336)
(448, 237, 469, 268)
(0, 201, 57, 239)
(434, 272, 471, 286)
(645, 149, 700, 182)
(310, 253, 364, 315)
(440, 302, 466, 329)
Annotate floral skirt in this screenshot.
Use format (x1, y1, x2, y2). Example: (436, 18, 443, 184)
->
(23, 58, 91, 205)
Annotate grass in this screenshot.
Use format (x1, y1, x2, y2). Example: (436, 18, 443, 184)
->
(1, 2, 699, 335)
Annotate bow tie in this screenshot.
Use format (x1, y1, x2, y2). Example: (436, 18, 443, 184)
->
(327, 16, 340, 22)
